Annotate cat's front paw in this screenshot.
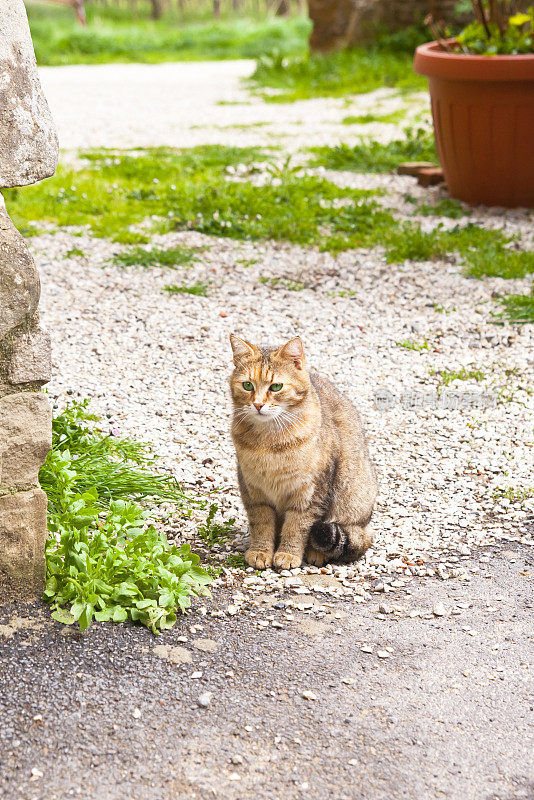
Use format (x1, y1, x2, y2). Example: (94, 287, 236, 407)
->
(305, 546, 328, 567)
(273, 551, 302, 570)
(245, 549, 273, 570)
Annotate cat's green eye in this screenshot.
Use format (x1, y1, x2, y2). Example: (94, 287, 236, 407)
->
(269, 383, 283, 392)
(242, 381, 254, 391)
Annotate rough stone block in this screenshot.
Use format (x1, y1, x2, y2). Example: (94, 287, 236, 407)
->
(0, 392, 52, 490)
(0, 206, 40, 342)
(0, 0, 59, 187)
(0, 488, 47, 603)
(8, 325, 51, 385)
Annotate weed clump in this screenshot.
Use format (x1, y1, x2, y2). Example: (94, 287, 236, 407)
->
(41, 400, 212, 634)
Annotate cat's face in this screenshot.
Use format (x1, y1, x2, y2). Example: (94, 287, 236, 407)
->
(229, 335, 310, 427)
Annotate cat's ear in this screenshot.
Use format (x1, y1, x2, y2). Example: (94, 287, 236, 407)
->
(230, 334, 257, 366)
(276, 337, 305, 370)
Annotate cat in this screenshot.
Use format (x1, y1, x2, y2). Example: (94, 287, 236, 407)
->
(229, 334, 378, 570)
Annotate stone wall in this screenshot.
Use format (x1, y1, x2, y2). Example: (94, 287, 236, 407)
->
(0, 0, 58, 604)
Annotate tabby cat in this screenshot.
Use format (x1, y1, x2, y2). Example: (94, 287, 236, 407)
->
(229, 334, 378, 570)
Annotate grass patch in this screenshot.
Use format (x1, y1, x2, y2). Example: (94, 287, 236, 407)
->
(28, 4, 310, 66)
(433, 302, 456, 314)
(383, 223, 534, 276)
(259, 275, 307, 291)
(225, 553, 248, 569)
(252, 46, 425, 103)
(6, 145, 532, 268)
(493, 486, 534, 504)
(40, 400, 212, 634)
(431, 367, 485, 385)
(417, 198, 468, 219)
(498, 286, 534, 324)
(465, 246, 534, 280)
(396, 339, 430, 351)
(164, 281, 210, 296)
(342, 110, 406, 125)
(309, 127, 437, 173)
(3, 145, 392, 253)
(112, 244, 202, 269)
(65, 247, 85, 258)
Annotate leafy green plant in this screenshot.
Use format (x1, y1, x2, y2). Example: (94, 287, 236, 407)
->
(112, 244, 202, 269)
(454, 4, 534, 54)
(41, 401, 212, 633)
(164, 281, 210, 296)
(197, 503, 236, 547)
(309, 127, 437, 173)
(40, 400, 190, 510)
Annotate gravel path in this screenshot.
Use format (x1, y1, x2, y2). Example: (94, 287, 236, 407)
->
(38, 61, 426, 151)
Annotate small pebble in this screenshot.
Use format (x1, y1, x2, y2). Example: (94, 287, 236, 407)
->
(197, 692, 213, 708)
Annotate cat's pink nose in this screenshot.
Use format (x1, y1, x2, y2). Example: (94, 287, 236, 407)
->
(253, 402, 264, 412)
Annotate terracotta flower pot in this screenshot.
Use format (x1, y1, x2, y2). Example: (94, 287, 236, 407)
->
(414, 41, 534, 208)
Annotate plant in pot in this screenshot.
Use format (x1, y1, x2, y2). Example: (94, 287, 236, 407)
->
(414, 2, 534, 207)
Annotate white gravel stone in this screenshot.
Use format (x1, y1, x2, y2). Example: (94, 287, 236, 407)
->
(196, 692, 213, 708)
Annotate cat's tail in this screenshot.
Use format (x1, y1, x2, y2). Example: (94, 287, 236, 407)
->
(309, 519, 372, 563)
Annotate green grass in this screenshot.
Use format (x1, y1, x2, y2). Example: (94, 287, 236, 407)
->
(431, 367, 486, 385)
(65, 247, 85, 258)
(417, 198, 468, 219)
(432, 302, 456, 314)
(225, 552, 248, 569)
(40, 400, 212, 634)
(5, 145, 533, 271)
(384, 222, 534, 277)
(259, 275, 307, 291)
(309, 127, 438, 173)
(498, 286, 534, 324)
(164, 281, 210, 296)
(112, 244, 202, 269)
(396, 339, 430, 351)
(342, 110, 406, 125)
(27, 3, 310, 66)
(2, 145, 393, 253)
(492, 486, 534, 504)
(251, 46, 425, 102)
(465, 245, 534, 280)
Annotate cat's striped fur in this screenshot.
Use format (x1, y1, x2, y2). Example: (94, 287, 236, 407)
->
(229, 335, 378, 570)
